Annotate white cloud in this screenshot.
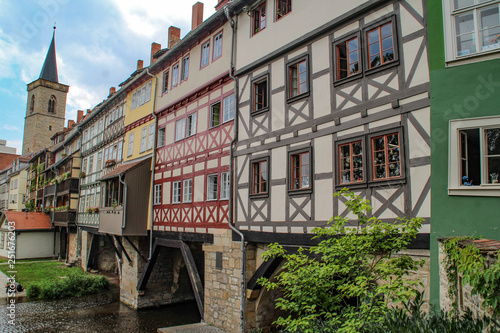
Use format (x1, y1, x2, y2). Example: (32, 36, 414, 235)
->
(1, 124, 21, 132)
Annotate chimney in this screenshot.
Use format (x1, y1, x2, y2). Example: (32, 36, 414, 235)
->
(68, 120, 75, 128)
(168, 26, 181, 49)
(192, 2, 204, 30)
(151, 42, 161, 65)
(77, 110, 84, 123)
(109, 86, 116, 95)
(87, 109, 91, 114)
(137, 59, 144, 70)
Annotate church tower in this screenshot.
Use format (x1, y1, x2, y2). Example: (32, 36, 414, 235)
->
(22, 27, 69, 154)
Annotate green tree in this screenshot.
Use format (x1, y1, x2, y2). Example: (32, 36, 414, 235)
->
(259, 189, 425, 333)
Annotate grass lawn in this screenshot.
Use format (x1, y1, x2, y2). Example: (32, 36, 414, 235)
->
(0, 261, 87, 289)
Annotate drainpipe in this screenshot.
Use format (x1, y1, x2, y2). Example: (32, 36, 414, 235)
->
(145, 67, 158, 260)
(225, 7, 246, 333)
(119, 174, 128, 229)
(50, 165, 58, 257)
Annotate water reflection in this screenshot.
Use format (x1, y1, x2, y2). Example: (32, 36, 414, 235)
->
(0, 292, 200, 333)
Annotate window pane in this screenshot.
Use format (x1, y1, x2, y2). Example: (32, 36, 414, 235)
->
(460, 129, 480, 185)
(211, 103, 221, 127)
(455, 12, 476, 55)
(486, 128, 500, 155)
(454, 0, 474, 10)
(480, 6, 500, 49)
(381, 23, 392, 38)
(487, 157, 500, 183)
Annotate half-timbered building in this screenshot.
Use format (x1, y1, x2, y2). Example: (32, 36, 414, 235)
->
(135, 2, 240, 329)
(229, 0, 431, 329)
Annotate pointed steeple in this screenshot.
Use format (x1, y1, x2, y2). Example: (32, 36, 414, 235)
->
(39, 26, 59, 83)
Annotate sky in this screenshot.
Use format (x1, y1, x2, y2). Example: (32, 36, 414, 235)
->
(0, 0, 219, 155)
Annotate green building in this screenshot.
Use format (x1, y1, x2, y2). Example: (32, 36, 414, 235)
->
(428, 0, 500, 309)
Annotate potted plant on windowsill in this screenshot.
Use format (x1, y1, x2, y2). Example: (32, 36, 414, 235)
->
(105, 159, 116, 167)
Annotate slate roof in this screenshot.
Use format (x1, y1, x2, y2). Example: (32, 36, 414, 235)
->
(1, 211, 52, 231)
(39, 28, 59, 83)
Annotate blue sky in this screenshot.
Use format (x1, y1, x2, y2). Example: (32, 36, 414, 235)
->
(0, 0, 218, 154)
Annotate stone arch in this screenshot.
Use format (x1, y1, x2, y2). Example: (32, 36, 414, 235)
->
(48, 95, 56, 113)
(254, 261, 288, 332)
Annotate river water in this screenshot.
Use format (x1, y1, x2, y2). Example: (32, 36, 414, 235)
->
(0, 291, 200, 333)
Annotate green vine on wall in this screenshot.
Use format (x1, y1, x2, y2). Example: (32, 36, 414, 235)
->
(443, 237, 500, 317)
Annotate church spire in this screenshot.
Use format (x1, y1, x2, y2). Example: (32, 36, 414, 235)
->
(39, 26, 59, 83)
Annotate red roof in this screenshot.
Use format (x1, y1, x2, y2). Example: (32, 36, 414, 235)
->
(2, 211, 52, 231)
(0, 153, 19, 170)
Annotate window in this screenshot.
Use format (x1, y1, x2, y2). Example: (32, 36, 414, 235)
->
(221, 172, 230, 200)
(336, 36, 360, 79)
(210, 102, 221, 127)
(140, 126, 148, 152)
(147, 123, 155, 150)
(172, 63, 179, 87)
(371, 133, 401, 180)
(449, 116, 500, 196)
(88, 156, 94, 174)
(48, 95, 56, 113)
(213, 32, 223, 60)
(176, 118, 186, 141)
(223, 94, 235, 122)
(131, 81, 152, 110)
(158, 127, 166, 147)
(172, 181, 181, 203)
(367, 22, 395, 69)
(339, 141, 364, 184)
(104, 178, 123, 207)
(253, 77, 268, 113)
(276, 0, 292, 20)
(253, 3, 266, 34)
(30, 95, 35, 113)
(163, 70, 169, 93)
(201, 41, 210, 67)
(183, 179, 193, 202)
(444, 0, 500, 60)
(181, 55, 189, 81)
(186, 113, 197, 137)
(127, 132, 134, 157)
(290, 150, 310, 191)
(207, 174, 218, 200)
(154, 184, 162, 205)
(288, 59, 308, 99)
(97, 152, 103, 171)
(252, 159, 268, 195)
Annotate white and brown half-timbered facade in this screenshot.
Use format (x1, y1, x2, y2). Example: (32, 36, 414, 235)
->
(230, 0, 431, 329)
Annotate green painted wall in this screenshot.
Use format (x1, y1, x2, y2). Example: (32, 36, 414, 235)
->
(427, 0, 500, 309)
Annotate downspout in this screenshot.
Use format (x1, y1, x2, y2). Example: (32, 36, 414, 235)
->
(119, 174, 128, 229)
(225, 7, 246, 333)
(50, 165, 58, 257)
(145, 67, 158, 260)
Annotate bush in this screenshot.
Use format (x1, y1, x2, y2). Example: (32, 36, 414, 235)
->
(27, 273, 109, 300)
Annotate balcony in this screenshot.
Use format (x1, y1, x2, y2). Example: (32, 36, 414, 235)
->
(37, 188, 44, 200)
(53, 210, 77, 227)
(44, 184, 55, 197)
(78, 212, 99, 227)
(99, 205, 147, 236)
(57, 178, 79, 195)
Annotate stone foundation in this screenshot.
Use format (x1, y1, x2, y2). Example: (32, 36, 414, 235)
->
(203, 229, 243, 333)
(68, 232, 78, 263)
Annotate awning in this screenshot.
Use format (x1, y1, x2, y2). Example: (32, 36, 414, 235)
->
(99, 158, 151, 181)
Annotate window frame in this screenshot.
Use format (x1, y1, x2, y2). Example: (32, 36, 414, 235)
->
(363, 16, 399, 74)
(175, 118, 186, 142)
(253, 2, 267, 35)
(333, 32, 362, 83)
(181, 54, 190, 82)
(183, 179, 193, 203)
(213, 31, 223, 61)
(140, 126, 148, 153)
(154, 184, 162, 205)
(252, 74, 269, 115)
(201, 40, 210, 68)
(210, 101, 221, 128)
(158, 127, 166, 147)
(288, 147, 312, 194)
(127, 132, 134, 157)
(163, 69, 169, 94)
(334, 128, 406, 189)
(286, 56, 309, 102)
(220, 172, 230, 200)
(449, 116, 500, 196)
(223, 94, 235, 123)
(369, 131, 403, 181)
(207, 174, 218, 201)
(250, 157, 269, 198)
(276, 0, 292, 20)
(172, 63, 179, 88)
(443, 0, 500, 62)
(337, 138, 366, 185)
(172, 180, 181, 204)
(147, 123, 155, 150)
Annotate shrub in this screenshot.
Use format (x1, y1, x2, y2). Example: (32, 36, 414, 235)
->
(28, 273, 109, 300)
